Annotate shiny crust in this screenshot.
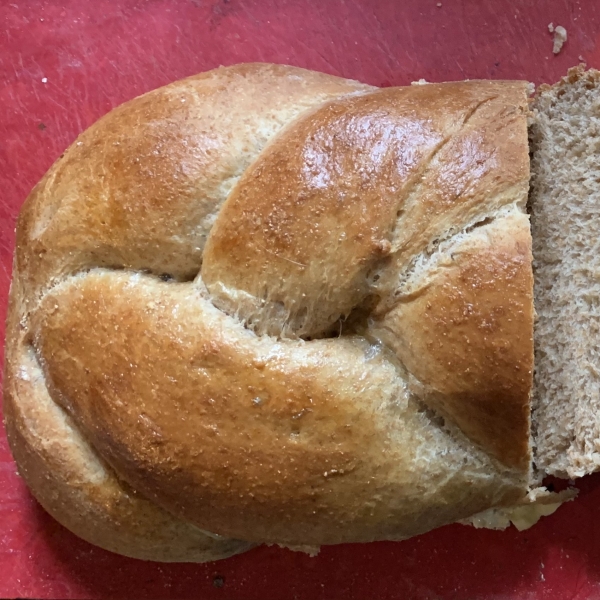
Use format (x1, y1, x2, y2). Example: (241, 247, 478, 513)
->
(370, 213, 533, 469)
(4, 301, 252, 561)
(3, 64, 533, 559)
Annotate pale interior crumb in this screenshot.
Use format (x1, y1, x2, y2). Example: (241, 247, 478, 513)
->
(530, 69, 600, 478)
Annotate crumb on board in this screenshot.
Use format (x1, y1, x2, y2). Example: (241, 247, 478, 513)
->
(436, 2, 442, 6)
(411, 79, 429, 85)
(552, 25, 567, 54)
(548, 22, 554, 32)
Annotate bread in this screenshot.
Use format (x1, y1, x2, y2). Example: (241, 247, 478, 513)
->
(530, 66, 600, 478)
(3, 62, 580, 562)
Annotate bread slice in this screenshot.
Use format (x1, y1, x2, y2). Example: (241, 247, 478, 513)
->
(530, 66, 600, 478)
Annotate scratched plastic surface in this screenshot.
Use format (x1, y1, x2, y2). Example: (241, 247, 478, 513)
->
(1, 1, 600, 598)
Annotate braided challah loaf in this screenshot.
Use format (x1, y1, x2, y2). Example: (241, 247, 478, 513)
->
(4, 64, 536, 561)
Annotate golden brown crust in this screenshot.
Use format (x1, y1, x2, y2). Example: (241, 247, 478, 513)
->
(369, 214, 534, 469)
(15, 63, 372, 299)
(3, 64, 534, 558)
(4, 276, 253, 562)
(4, 357, 253, 562)
(5, 63, 373, 561)
(31, 271, 526, 544)
(203, 81, 530, 338)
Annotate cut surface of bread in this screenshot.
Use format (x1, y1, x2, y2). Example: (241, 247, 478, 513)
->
(530, 66, 600, 479)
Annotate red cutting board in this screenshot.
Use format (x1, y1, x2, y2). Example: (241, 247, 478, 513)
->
(1, 1, 600, 599)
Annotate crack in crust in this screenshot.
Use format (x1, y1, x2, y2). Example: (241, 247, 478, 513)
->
(201, 84, 530, 343)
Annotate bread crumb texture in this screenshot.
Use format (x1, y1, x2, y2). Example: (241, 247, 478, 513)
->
(531, 67, 600, 478)
(552, 25, 568, 54)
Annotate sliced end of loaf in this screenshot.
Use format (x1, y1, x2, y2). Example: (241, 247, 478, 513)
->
(531, 66, 600, 478)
